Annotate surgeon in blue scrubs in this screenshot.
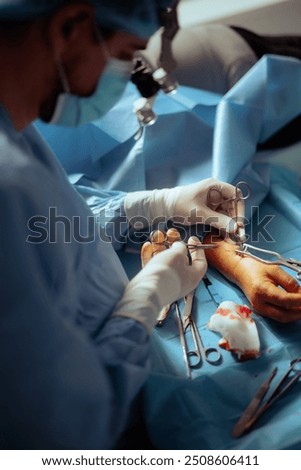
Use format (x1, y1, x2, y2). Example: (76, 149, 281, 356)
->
(0, 0, 244, 449)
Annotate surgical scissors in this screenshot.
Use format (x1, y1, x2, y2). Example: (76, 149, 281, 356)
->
(182, 290, 222, 368)
(207, 181, 250, 244)
(235, 243, 301, 281)
(233, 357, 301, 438)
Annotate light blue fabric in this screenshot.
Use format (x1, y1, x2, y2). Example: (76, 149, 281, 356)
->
(36, 82, 220, 207)
(0, 106, 152, 449)
(212, 54, 301, 213)
(0, 0, 174, 39)
(51, 58, 133, 127)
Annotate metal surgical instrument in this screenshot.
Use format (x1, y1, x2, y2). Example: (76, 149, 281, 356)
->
(182, 290, 222, 368)
(149, 229, 217, 264)
(206, 181, 250, 245)
(131, 1, 179, 127)
(233, 357, 301, 438)
(235, 243, 301, 281)
(207, 180, 251, 215)
(175, 301, 191, 379)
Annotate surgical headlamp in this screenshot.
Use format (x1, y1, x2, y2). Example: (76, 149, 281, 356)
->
(131, 1, 179, 127)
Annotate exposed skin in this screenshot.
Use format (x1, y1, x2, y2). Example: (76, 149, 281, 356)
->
(0, 2, 147, 130)
(203, 233, 301, 323)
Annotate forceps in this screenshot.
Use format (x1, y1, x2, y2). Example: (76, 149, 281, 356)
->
(235, 243, 301, 281)
(207, 181, 250, 244)
(182, 290, 222, 370)
(233, 357, 301, 438)
(149, 229, 217, 261)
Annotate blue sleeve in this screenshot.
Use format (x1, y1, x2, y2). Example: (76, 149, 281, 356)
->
(0, 184, 150, 450)
(75, 181, 153, 252)
(75, 181, 130, 251)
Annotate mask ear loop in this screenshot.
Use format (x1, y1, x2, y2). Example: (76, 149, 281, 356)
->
(55, 56, 71, 94)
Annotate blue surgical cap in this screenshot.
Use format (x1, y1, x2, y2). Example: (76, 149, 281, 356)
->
(0, 0, 175, 38)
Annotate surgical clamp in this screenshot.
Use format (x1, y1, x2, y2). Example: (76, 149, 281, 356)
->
(235, 243, 301, 281)
(182, 290, 222, 369)
(207, 181, 250, 246)
(233, 357, 301, 438)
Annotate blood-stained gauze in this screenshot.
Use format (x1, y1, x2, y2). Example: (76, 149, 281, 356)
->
(207, 301, 260, 361)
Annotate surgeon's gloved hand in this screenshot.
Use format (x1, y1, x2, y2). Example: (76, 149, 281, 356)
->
(124, 178, 245, 237)
(112, 237, 207, 333)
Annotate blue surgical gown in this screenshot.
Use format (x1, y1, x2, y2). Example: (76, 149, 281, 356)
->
(0, 106, 151, 449)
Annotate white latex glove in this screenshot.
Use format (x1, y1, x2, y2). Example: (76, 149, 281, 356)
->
(112, 237, 207, 333)
(124, 178, 245, 237)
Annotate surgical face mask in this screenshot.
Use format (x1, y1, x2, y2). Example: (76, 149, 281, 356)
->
(50, 57, 133, 127)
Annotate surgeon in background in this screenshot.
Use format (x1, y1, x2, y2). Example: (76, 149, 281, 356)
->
(0, 0, 243, 450)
